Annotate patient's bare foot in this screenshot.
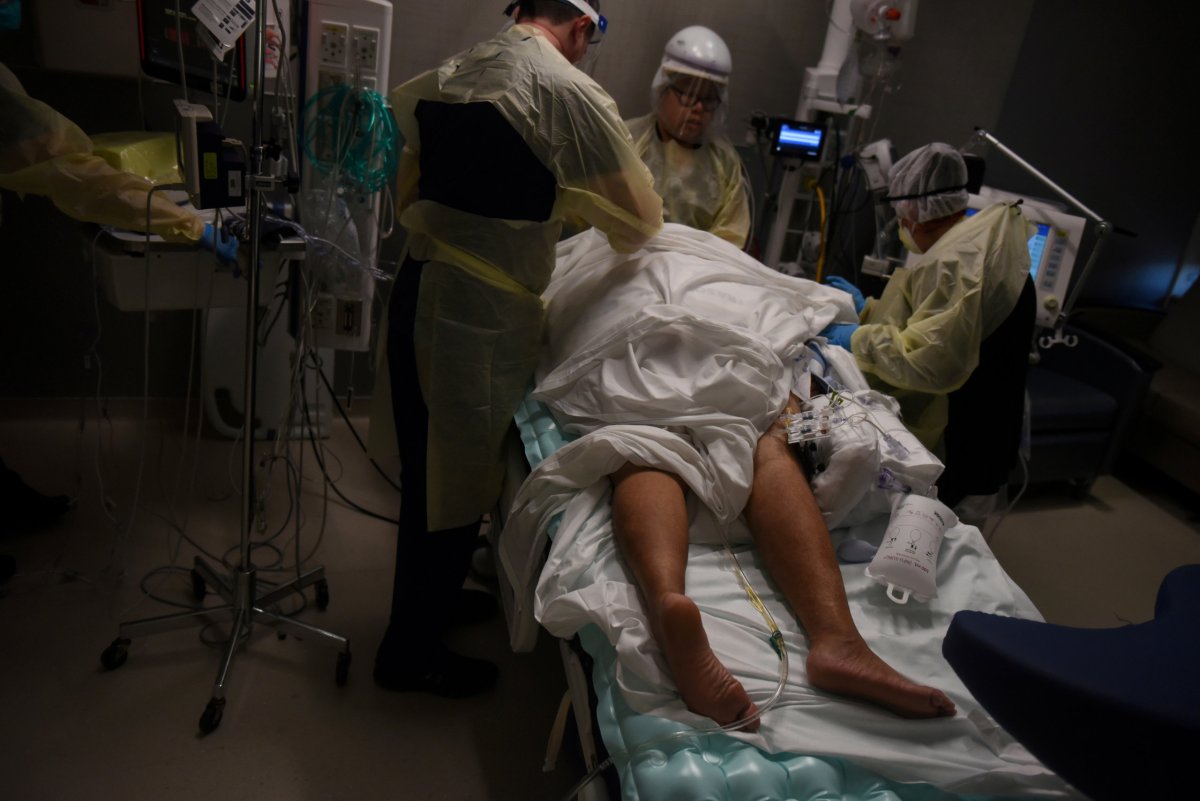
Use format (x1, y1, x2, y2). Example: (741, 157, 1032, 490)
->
(653, 592, 760, 732)
(807, 635, 956, 718)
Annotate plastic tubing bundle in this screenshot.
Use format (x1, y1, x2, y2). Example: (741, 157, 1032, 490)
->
(301, 84, 400, 193)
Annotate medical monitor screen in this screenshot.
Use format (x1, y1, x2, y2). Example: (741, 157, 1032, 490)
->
(965, 188, 1088, 328)
(965, 207, 1052, 278)
(1026, 222, 1052, 279)
(769, 118, 824, 161)
(137, 0, 247, 101)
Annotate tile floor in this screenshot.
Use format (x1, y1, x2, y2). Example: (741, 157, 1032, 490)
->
(2, 398, 1198, 801)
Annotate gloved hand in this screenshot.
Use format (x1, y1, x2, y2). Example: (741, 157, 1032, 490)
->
(200, 223, 240, 264)
(821, 322, 858, 350)
(824, 275, 866, 314)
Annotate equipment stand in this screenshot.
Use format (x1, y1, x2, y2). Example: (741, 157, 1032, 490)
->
(100, 10, 351, 735)
(969, 127, 1113, 346)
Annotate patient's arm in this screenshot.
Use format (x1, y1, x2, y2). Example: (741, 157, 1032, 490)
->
(744, 396, 956, 719)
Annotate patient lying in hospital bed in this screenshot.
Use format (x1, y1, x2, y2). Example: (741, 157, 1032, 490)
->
(498, 224, 1083, 799)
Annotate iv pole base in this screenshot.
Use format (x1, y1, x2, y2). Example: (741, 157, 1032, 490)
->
(101, 555, 352, 735)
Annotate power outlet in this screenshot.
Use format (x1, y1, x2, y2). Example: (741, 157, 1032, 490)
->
(318, 69, 346, 91)
(311, 294, 336, 331)
(319, 22, 348, 67)
(335, 298, 364, 338)
(351, 26, 379, 72)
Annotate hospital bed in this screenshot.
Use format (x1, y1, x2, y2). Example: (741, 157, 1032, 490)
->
(491, 226, 1083, 801)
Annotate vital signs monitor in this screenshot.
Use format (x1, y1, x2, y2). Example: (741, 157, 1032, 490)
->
(966, 186, 1087, 329)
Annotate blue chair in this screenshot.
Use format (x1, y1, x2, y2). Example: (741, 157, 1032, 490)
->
(1023, 325, 1156, 496)
(942, 564, 1200, 800)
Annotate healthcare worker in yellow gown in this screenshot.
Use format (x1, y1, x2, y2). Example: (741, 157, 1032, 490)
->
(624, 26, 751, 249)
(822, 143, 1035, 509)
(0, 62, 235, 259)
(370, 0, 662, 696)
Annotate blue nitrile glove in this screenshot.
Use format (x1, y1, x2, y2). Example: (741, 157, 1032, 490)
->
(821, 322, 859, 350)
(200, 223, 240, 264)
(824, 275, 866, 314)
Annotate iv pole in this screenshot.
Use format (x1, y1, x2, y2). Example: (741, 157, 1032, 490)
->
(101, 5, 351, 735)
(970, 127, 1113, 348)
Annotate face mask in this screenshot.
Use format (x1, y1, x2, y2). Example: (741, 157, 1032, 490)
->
(898, 224, 923, 254)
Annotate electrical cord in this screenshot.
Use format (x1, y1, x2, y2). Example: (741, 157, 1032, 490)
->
(299, 369, 399, 525)
(314, 365, 401, 492)
(301, 83, 400, 193)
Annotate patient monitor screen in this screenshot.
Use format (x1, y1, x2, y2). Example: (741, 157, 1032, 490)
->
(137, 0, 247, 100)
(770, 119, 825, 160)
(968, 208, 1053, 280)
(966, 188, 1087, 328)
(1026, 222, 1051, 279)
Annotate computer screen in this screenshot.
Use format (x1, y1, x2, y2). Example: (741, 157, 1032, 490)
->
(769, 118, 824, 161)
(966, 186, 1088, 328)
(137, 0, 247, 101)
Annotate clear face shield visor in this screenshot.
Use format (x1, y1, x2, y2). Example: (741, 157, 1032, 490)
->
(655, 72, 726, 144)
(503, 0, 607, 72)
(556, 0, 607, 44)
(507, 1, 606, 43)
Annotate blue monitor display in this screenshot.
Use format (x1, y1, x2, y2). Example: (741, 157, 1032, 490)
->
(965, 189, 1088, 329)
(1026, 222, 1051, 279)
(770, 118, 824, 160)
(964, 207, 1050, 278)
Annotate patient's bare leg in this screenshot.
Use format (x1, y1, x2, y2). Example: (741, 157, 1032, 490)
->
(743, 408, 956, 719)
(610, 463, 760, 732)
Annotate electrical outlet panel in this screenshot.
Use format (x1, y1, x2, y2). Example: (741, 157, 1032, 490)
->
(311, 294, 336, 331)
(351, 26, 379, 72)
(319, 21, 348, 67)
(318, 69, 347, 91)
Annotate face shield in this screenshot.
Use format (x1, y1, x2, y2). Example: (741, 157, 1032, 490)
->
(556, 0, 607, 43)
(649, 26, 731, 145)
(651, 69, 727, 145)
(503, 1, 607, 72)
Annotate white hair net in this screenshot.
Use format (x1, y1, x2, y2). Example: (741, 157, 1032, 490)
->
(887, 143, 969, 224)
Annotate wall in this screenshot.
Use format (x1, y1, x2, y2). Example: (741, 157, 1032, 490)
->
(987, 0, 1200, 310)
(6, 0, 1173, 400)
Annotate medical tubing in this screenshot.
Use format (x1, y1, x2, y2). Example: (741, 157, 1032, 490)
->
(814, 184, 828, 282)
(988, 451, 1029, 543)
(301, 84, 399, 192)
(227, 210, 395, 285)
(85, 232, 119, 528)
(315, 366, 402, 492)
(558, 538, 789, 801)
(120, 183, 183, 569)
(823, 388, 911, 458)
(299, 369, 399, 526)
(172, 0, 188, 103)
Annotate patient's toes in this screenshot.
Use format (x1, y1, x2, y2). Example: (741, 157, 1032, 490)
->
(807, 637, 956, 719)
(655, 593, 760, 731)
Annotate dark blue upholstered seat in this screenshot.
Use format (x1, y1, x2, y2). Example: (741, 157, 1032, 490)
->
(942, 564, 1200, 801)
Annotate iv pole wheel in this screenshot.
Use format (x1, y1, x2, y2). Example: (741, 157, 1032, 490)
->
(100, 637, 130, 670)
(336, 650, 351, 687)
(199, 697, 225, 735)
(190, 568, 207, 602)
(315, 578, 331, 611)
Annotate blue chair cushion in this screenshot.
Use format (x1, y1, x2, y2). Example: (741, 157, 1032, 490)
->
(942, 564, 1200, 800)
(1027, 366, 1119, 433)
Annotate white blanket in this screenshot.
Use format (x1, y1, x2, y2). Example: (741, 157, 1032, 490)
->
(498, 226, 1080, 798)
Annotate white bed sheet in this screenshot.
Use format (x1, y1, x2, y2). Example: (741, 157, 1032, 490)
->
(497, 225, 1082, 798)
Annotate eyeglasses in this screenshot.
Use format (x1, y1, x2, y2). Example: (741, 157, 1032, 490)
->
(668, 84, 722, 109)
